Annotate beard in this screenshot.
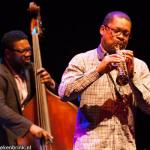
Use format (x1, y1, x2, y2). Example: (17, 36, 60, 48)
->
(23, 61, 32, 69)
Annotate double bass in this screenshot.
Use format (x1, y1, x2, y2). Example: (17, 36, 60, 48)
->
(17, 2, 77, 150)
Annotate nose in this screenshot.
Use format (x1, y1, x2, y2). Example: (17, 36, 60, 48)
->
(118, 32, 125, 38)
(25, 50, 32, 56)
(116, 34, 126, 42)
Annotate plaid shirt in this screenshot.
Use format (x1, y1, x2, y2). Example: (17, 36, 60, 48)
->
(58, 46, 150, 150)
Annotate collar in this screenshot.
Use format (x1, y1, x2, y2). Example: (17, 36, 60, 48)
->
(97, 44, 107, 61)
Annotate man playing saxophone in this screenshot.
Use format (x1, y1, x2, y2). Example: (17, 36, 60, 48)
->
(58, 11, 150, 150)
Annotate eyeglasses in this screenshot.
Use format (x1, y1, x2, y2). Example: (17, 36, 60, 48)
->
(11, 47, 32, 54)
(104, 25, 131, 38)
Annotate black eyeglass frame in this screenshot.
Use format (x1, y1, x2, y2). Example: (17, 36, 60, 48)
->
(104, 25, 131, 39)
(11, 47, 32, 54)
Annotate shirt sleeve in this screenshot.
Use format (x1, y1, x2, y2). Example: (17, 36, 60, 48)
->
(58, 53, 100, 101)
(133, 59, 150, 114)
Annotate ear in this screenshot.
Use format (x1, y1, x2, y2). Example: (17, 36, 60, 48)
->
(99, 25, 105, 36)
(4, 49, 11, 59)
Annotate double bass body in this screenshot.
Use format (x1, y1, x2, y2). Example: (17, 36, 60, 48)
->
(22, 90, 77, 150)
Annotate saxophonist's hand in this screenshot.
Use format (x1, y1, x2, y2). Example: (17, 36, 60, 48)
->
(96, 54, 124, 74)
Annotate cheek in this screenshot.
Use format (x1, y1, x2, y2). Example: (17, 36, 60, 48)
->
(104, 37, 114, 46)
(125, 39, 129, 44)
(15, 56, 24, 63)
(104, 34, 114, 42)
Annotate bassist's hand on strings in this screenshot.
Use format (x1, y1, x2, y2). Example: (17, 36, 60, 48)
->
(29, 124, 53, 144)
(37, 67, 56, 90)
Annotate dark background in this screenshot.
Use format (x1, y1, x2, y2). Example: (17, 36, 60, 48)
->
(0, 0, 150, 149)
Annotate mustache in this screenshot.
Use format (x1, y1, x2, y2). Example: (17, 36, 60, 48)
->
(111, 42, 127, 53)
(108, 43, 127, 54)
(114, 41, 127, 49)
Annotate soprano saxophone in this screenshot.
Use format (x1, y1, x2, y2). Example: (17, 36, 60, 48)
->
(114, 45, 129, 86)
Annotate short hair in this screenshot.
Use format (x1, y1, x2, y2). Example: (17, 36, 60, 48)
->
(102, 11, 131, 26)
(0, 30, 28, 57)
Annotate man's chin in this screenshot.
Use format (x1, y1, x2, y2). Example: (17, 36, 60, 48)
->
(24, 62, 32, 68)
(108, 49, 116, 54)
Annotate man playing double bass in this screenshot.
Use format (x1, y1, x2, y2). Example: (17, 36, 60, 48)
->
(0, 30, 56, 146)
